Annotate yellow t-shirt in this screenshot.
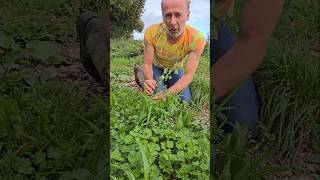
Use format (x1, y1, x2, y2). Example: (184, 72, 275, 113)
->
(144, 23, 206, 69)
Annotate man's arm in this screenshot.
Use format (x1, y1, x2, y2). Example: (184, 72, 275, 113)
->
(143, 42, 156, 94)
(211, 0, 284, 98)
(167, 48, 204, 95)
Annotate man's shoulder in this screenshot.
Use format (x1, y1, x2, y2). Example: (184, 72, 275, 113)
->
(144, 23, 164, 33)
(185, 24, 205, 40)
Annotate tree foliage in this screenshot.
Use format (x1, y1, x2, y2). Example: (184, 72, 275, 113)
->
(110, 0, 146, 38)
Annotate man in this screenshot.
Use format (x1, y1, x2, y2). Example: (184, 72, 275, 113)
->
(135, 0, 206, 104)
(211, 0, 283, 132)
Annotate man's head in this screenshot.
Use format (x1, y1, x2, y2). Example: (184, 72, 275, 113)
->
(161, 0, 190, 39)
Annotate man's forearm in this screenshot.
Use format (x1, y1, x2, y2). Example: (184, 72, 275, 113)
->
(168, 51, 202, 95)
(211, 36, 267, 98)
(212, 0, 284, 98)
(143, 63, 153, 80)
(168, 73, 193, 94)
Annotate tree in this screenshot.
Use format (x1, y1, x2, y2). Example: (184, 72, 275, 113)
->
(110, 0, 146, 38)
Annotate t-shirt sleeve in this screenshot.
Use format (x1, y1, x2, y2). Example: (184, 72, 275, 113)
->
(190, 32, 206, 52)
(143, 26, 153, 47)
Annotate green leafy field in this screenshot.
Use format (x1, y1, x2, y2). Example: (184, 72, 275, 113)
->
(110, 39, 210, 179)
(0, 1, 107, 179)
(0, 0, 319, 179)
(110, 0, 319, 179)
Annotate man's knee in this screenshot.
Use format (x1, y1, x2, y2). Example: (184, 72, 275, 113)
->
(77, 10, 108, 85)
(210, 23, 234, 65)
(181, 86, 192, 103)
(223, 77, 260, 130)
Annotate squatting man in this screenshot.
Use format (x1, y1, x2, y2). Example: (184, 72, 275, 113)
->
(134, 0, 206, 104)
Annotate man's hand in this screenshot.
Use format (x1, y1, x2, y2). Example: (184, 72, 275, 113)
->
(167, 47, 204, 95)
(152, 91, 165, 101)
(144, 79, 157, 95)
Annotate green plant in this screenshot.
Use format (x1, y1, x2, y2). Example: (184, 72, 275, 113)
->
(0, 2, 107, 178)
(110, 39, 211, 179)
(110, 87, 210, 179)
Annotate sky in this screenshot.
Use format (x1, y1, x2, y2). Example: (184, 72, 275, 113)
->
(133, 0, 210, 40)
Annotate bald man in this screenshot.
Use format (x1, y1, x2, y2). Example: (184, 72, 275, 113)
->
(135, 0, 206, 103)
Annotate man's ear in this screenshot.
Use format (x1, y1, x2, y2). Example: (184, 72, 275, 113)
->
(187, 10, 190, 20)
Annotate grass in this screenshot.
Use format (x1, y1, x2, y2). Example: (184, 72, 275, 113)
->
(0, 0, 318, 178)
(213, 0, 320, 178)
(110, 38, 210, 179)
(0, 1, 107, 179)
(254, 0, 320, 160)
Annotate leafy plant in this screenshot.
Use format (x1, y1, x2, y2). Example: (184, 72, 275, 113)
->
(0, 1, 107, 179)
(110, 38, 211, 179)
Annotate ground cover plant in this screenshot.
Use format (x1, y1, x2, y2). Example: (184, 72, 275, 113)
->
(110, 0, 320, 178)
(0, 1, 107, 179)
(212, 0, 320, 179)
(110, 39, 210, 179)
(255, 0, 320, 177)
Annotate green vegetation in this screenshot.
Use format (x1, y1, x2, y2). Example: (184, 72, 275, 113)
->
(255, 0, 320, 160)
(213, 0, 320, 178)
(110, 0, 320, 178)
(0, 1, 107, 179)
(110, 39, 210, 179)
(110, 0, 146, 38)
(0, 0, 318, 179)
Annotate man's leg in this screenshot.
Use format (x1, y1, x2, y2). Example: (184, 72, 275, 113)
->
(211, 23, 260, 132)
(134, 65, 190, 102)
(166, 68, 192, 103)
(77, 10, 108, 86)
(134, 64, 167, 93)
(152, 65, 167, 94)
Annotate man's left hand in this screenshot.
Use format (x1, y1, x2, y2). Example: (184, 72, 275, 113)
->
(152, 91, 165, 101)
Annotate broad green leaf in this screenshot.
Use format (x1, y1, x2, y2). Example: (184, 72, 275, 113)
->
(0, 31, 15, 49)
(26, 40, 66, 64)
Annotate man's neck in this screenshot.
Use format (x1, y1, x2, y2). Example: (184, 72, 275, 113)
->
(166, 29, 184, 44)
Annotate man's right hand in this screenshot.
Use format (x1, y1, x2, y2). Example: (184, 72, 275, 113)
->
(144, 79, 157, 95)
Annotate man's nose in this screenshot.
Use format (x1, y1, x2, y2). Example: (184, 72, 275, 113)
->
(169, 16, 177, 25)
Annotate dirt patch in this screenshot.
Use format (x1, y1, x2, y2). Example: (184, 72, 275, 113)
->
(51, 42, 107, 99)
(269, 145, 320, 179)
(123, 74, 143, 92)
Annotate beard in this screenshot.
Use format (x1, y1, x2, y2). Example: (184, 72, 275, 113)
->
(165, 26, 184, 38)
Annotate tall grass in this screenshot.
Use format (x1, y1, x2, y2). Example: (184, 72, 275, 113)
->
(254, 0, 320, 160)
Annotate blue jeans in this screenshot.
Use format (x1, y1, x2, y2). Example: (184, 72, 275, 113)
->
(211, 24, 260, 132)
(152, 64, 192, 103)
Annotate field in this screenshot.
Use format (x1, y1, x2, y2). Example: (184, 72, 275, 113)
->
(110, 39, 211, 179)
(110, 0, 320, 179)
(0, 0, 107, 179)
(0, 0, 319, 179)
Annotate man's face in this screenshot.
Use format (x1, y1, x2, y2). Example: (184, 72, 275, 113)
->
(162, 0, 189, 39)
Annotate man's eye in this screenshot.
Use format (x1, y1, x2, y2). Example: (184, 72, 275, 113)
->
(174, 13, 181, 18)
